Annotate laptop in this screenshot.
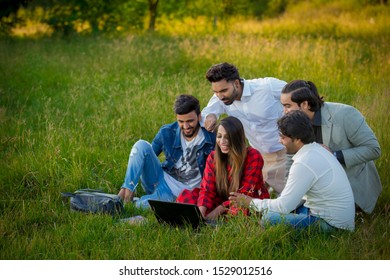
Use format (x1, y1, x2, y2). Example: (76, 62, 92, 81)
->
(148, 199, 205, 228)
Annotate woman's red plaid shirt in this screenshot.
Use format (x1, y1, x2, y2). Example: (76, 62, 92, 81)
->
(177, 146, 269, 215)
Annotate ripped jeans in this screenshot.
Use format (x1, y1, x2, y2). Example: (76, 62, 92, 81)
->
(120, 140, 175, 209)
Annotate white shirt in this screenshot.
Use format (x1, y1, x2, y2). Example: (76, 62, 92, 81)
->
(251, 143, 355, 231)
(201, 78, 286, 154)
(164, 129, 204, 197)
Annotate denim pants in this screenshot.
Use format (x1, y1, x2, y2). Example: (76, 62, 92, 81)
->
(121, 140, 175, 209)
(261, 205, 335, 231)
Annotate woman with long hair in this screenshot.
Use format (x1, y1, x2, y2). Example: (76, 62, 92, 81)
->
(177, 116, 269, 220)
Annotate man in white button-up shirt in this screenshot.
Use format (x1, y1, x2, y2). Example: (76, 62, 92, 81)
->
(229, 110, 355, 231)
(201, 62, 287, 193)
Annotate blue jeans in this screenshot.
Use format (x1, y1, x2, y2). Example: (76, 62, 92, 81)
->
(121, 140, 175, 209)
(261, 205, 335, 231)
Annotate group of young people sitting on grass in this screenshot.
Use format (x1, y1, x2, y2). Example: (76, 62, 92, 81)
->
(117, 62, 382, 232)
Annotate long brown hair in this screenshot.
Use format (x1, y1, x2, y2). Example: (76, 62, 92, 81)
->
(214, 116, 247, 200)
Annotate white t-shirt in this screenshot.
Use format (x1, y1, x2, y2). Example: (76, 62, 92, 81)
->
(164, 129, 204, 196)
(251, 143, 355, 231)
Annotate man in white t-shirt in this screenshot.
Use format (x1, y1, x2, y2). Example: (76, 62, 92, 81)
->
(118, 95, 215, 209)
(229, 110, 355, 231)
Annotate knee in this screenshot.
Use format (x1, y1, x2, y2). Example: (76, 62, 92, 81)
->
(131, 140, 152, 156)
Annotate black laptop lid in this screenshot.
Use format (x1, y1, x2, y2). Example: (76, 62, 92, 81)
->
(148, 200, 204, 228)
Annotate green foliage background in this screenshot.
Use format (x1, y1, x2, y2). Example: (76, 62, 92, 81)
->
(1, 0, 386, 37)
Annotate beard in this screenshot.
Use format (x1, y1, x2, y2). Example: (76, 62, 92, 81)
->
(182, 123, 201, 139)
(222, 87, 240, 105)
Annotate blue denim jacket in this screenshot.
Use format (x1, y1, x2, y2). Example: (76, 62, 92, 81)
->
(151, 122, 215, 176)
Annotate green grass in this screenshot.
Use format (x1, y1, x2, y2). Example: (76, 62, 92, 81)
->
(0, 3, 389, 260)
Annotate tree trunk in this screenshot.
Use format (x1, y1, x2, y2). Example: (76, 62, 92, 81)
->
(148, 0, 159, 32)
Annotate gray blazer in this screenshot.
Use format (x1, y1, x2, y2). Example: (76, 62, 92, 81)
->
(321, 102, 382, 213)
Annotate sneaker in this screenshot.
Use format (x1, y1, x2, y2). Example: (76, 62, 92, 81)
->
(120, 215, 147, 225)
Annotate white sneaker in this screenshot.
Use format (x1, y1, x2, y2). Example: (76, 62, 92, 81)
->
(120, 215, 147, 225)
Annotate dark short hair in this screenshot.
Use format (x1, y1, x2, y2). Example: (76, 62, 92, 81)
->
(281, 80, 324, 112)
(174, 94, 201, 115)
(206, 62, 240, 83)
(277, 110, 315, 144)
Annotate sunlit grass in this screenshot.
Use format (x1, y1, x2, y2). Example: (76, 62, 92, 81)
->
(155, 2, 390, 38)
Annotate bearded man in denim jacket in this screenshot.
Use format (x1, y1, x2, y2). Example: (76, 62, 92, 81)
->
(118, 94, 215, 209)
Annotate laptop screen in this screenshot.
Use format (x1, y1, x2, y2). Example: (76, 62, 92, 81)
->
(148, 200, 204, 228)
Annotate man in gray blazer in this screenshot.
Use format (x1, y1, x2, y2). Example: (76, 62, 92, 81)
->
(280, 80, 382, 214)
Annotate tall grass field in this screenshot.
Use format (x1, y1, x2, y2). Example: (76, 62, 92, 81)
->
(0, 3, 389, 260)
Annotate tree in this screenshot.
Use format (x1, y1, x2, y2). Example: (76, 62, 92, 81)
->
(0, 0, 30, 18)
(0, 0, 307, 37)
(148, 0, 159, 31)
(42, 0, 147, 36)
(1, 0, 148, 36)
(0, 0, 30, 35)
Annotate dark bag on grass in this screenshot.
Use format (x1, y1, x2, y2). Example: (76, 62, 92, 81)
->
(61, 189, 124, 215)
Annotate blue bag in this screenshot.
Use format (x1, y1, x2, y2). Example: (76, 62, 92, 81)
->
(61, 189, 124, 215)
